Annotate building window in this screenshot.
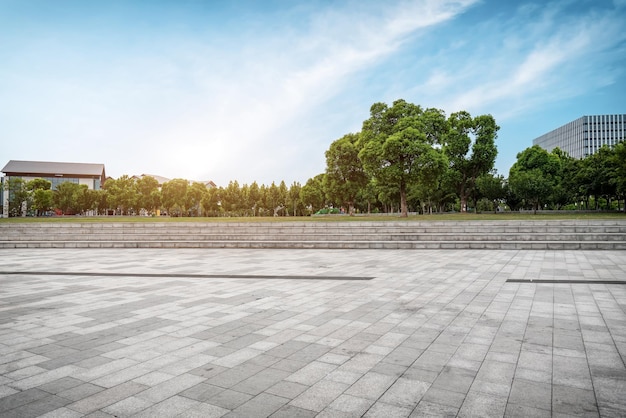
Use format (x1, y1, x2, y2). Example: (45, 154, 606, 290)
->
(49, 177, 79, 190)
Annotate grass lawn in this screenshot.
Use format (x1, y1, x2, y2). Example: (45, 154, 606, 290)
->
(1, 212, 624, 223)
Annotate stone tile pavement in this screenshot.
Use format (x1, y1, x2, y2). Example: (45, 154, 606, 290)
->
(0, 248, 625, 417)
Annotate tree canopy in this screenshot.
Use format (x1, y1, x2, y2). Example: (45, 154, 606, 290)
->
(444, 112, 499, 212)
(359, 100, 449, 217)
(324, 133, 368, 215)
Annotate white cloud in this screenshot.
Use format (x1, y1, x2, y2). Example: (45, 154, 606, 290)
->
(130, 0, 480, 184)
(407, 2, 626, 121)
(1, 0, 480, 184)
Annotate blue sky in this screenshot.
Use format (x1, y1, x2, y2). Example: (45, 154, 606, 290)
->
(1, 0, 625, 186)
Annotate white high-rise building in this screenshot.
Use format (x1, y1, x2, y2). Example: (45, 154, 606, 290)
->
(533, 114, 626, 159)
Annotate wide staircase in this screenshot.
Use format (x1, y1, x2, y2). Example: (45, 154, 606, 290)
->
(1, 219, 625, 249)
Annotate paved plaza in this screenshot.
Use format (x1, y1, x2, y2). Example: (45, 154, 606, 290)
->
(0, 248, 625, 417)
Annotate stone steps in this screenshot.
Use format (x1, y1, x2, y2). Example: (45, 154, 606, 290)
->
(2, 240, 621, 250)
(2, 232, 626, 242)
(1, 219, 625, 249)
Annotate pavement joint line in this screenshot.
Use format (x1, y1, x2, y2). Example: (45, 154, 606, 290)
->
(506, 279, 626, 284)
(0, 271, 375, 281)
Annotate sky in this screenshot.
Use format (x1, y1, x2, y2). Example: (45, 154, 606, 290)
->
(1, 0, 625, 187)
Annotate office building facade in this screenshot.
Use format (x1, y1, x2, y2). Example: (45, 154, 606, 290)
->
(532, 114, 626, 159)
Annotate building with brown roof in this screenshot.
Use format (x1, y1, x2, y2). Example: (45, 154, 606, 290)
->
(1, 160, 106, 217)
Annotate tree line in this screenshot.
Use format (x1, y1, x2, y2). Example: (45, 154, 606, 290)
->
(3, 99, 625, 217)
(3, 176, 307, 217)
(507, 142, 626, 212)
(312, 100, 625, 214)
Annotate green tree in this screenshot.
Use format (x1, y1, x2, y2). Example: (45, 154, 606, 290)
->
(31, 189, 53, 216)
(161, 178, 188, 216)
(6, 178, 29, 217)
(288, 181, 303, 216)
(476, 171, 506, 213)
(26, 178, 52, 192)
(136, 176, 161, 214)
(374, 179, 401, 214)
(501, 180, 520, 211)
(53, 182, 83, 215)
(186, 182, 209, 216)
(359, 100, 447, 217)
(508, 145, 560, 214)
(300, 174, 326, 214)
(76, 186, 99, 214)
(578, 146, 617, 210)
(548, 148, 576, 209)
(222, 181, 243, 215)
(357, 179, 382, 214)
(277, 181, 288, 216)
(509, 170, 551, 213)
(201, 187, 222, 216)
(94, 189, 109, 215)
(266, 182, 284, 216)
(239, 183, 251, 216)
(437, 169, 460, 212)
(324, 133, 368, 215)
(26, 179, 53, 216)
(444, 112, 499, 212)
(611, 142, 626, 210)
(258, 184, 269, 215)
(248, 182, 261, 216)
(104, 175, 137, 215)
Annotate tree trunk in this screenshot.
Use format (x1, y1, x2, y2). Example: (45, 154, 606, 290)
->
(456, 179, 466, 213)
(400, 182, 408, 217)
(460, 195, 467, 213)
